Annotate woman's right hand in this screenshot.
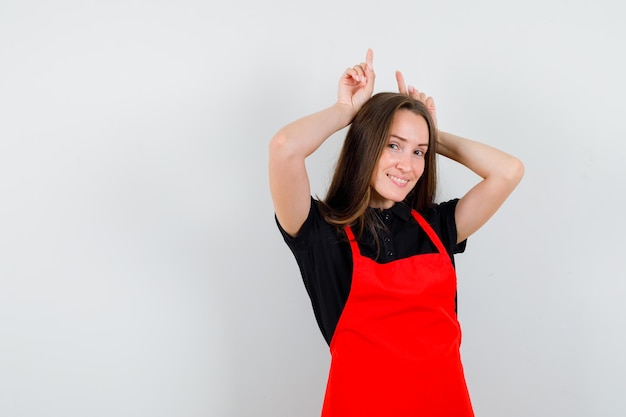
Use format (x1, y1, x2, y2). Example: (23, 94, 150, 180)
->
(269, 49, 375, 237)
(337, 49, 376, 114)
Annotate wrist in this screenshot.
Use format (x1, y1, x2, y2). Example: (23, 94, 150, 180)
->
(331, 102, 358, 126)
(435, 130, 454, 157)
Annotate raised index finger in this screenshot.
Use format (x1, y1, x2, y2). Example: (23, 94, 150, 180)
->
(365, 48, 374, 72)
(395, 70, 408, 95)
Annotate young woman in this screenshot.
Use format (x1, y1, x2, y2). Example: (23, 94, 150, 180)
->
(269, 49, 524, 417)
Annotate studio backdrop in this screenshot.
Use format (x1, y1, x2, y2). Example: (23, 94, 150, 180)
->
(1, 1, 625, 416)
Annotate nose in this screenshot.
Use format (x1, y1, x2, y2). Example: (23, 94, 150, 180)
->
(396, 152, 412, 172)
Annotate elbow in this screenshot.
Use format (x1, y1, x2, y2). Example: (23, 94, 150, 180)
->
(269, 131, 286, 155)
(269, 131, 298, 160)
(507, 156, 525, 186)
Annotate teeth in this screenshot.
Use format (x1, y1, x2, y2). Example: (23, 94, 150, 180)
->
(389, 175, 408, 184)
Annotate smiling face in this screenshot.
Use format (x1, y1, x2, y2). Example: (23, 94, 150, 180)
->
(369, 109, 430, 209)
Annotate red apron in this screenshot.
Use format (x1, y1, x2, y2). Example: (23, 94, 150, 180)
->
(321, 210, 474, 417)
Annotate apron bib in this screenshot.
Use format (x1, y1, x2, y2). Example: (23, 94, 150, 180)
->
(321, 210, 474, 417)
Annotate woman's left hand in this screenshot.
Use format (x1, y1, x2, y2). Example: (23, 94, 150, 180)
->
(395, 70, 438, 128)
(395, 70, 525, 243)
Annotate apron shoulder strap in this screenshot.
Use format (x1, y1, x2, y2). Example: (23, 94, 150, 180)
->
(411, 210, 448, 256)
(343, 225, 360, 254)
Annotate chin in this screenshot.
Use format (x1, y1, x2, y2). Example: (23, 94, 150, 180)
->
(393, 192, 411, 202)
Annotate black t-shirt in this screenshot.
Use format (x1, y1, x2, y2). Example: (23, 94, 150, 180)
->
(276, 197, 466, 346)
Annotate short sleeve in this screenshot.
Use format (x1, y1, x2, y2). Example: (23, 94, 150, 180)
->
(275, 197, 319, 250)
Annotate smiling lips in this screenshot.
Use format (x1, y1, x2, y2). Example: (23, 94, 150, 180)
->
(388, 174, 410, 187)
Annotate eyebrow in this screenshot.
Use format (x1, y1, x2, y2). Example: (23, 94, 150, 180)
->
(390, 134, 429, 147)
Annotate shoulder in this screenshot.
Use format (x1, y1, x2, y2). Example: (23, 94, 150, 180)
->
(420, 198, 459, 220)
(419, 198, 467, 255)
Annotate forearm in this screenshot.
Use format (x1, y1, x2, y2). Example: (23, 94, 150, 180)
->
(270, 103, 356, 160)
(437, 131, 524, 182)
(437, 130, 524, 242)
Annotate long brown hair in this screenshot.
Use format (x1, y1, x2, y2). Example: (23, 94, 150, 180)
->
(319, 92, 438, 239)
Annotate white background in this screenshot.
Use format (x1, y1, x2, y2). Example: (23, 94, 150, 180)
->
(1, 1, 625, 416)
